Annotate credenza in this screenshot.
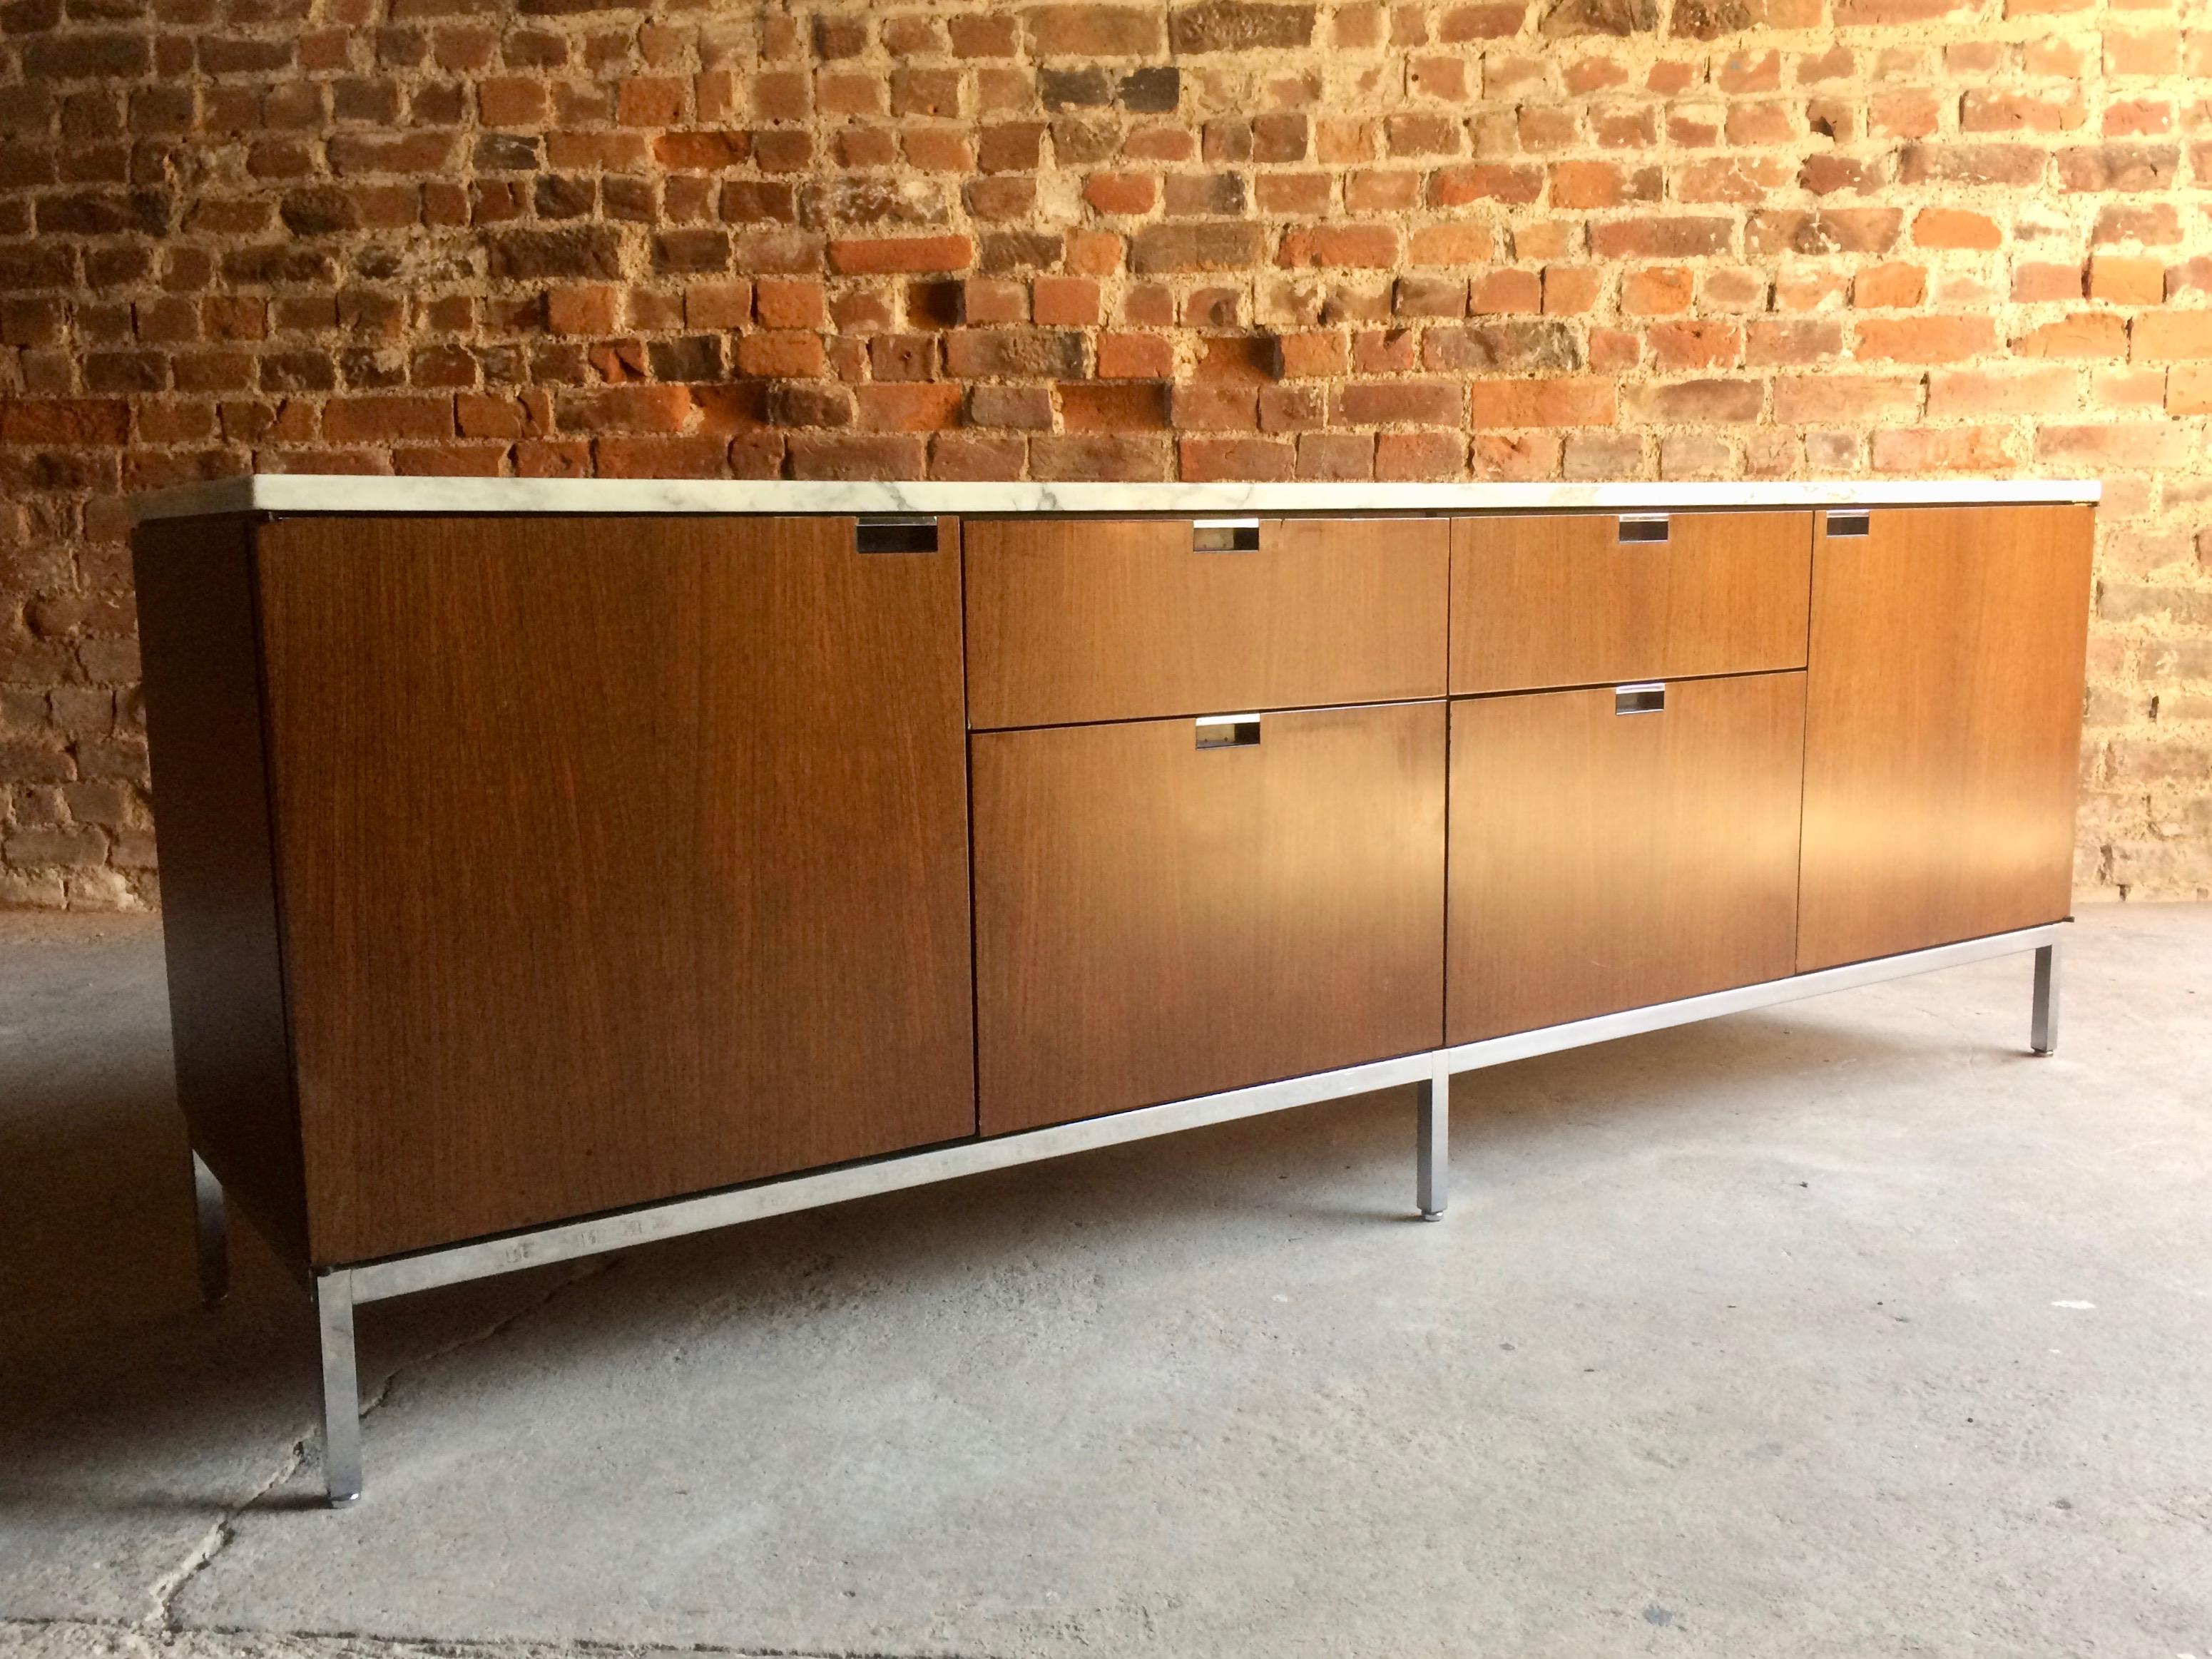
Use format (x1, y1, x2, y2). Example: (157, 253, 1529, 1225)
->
(129, 476, 2098, 1504)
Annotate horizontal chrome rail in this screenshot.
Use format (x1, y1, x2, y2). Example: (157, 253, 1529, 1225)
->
(1440, 923, 2062, 1074)
(347, 1049, 1438, 1305)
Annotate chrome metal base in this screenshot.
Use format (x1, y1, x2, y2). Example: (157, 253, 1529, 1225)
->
(317, 1272, 361, 1506)
(2032, 939, 2061, 1056)
(191, 1150, 227, 1306)
(1416, 1066, 1447, 1220)
(295, 919, 2064, 1503)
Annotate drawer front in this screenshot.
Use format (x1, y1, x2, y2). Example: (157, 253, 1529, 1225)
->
(965, 516, 1449, 728)
(1447, 672, 1806, 1043)
(1450, 511, 1813, 694)
(974, 701, 1447, 1134)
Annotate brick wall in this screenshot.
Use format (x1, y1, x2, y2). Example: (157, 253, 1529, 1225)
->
(1, 0, 2208, 909)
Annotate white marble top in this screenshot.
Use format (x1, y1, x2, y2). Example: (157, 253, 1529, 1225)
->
(129, 474, 2101, 521)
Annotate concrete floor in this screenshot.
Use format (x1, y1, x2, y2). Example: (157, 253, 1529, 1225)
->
(1, 907, 2208, 1659)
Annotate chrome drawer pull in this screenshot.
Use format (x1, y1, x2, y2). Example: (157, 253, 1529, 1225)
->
(1193, 518, 1260, 552)
(1614, 683, 1665, 715)
(1826, 511, 1871, 538)
(855, 516, 937, 553)
(1195, 714, 1262, 749)
(1617, 515, 1669, 543)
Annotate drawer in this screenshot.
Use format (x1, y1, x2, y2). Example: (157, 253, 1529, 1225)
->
(1450, 511, 1812, 694)
(974, 700, 1446, 1134)
(964, 516, 1449, 728)
(1447, 672, 1806, 1043)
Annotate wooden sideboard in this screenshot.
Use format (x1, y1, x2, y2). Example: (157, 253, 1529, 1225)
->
(130, 477, 2097, 1504)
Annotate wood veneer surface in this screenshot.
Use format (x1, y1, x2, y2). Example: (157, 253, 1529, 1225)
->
(132, 514, 312, 1272)
(965, 516, 1449, 728)
(1450, 511, 1813, 693)
(255, 513, 976, 1263)
(1797, 504, 2093, 971)
(1448, 672, 1807, 1042)
(974, 700, 1446, 1134)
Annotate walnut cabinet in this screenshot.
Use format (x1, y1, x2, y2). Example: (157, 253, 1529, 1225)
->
(132, 490, 2093, 1273)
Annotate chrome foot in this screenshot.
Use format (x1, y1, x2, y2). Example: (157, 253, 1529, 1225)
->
(2031, 939, 2060, 1057)
(1416, 1068, 1449, 1220)
(191, 1150, 227, 1305)
(317, 1271, 362, 1506)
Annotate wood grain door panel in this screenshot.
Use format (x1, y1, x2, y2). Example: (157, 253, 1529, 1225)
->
(1447, 673, 1807, 1043)
(1450, 511, 1813, 693)
(256, 514, 976, 1265)
(965, 516, 1449, 728)
(974, 702, 1447, 1134)
(1797, 504, 2093, 971)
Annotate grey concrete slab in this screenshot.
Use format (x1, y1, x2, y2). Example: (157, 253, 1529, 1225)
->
(1, 906, 2207, 1657)
(0, 914, 593, 1627)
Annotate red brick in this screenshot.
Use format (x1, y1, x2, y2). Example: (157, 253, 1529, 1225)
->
(1854, 262, 1927, 309)
(1855, 316, 1999, 364)
(2132, 312, 2212, 361)
(2089, 255, 2165, 306)
(2012, 262, 2085, 302)
(1913, 209, 2002, 250)
(1926, 367, 2079, 416)
(1278, 225, 1401, 268)
(828, 236, 973, 275)
(1470, 270, 1542, 315)
(1467, 379, 1616, 426)
(1870, 426, 2015, 472)
(1030, 434, 1171, 481)
(854, 384, 964, 432)
(1098, 332, 1176, 378)
(0, 400, 131, 445)
(1375, 432, 1466, 479)
(1272, 331, 1350, 377)
(2015, 314, 2129, 359)
(1178, 436, 1296, 480)
(320, 395, 453, 443)
(1331, 380, 1462, 426)
(1621, 267, 1695, 316)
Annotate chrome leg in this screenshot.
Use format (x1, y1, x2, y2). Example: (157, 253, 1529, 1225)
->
(1417, 1069, 1448, 1220)
(317, 1270, 362, 1506)
(190, 1150, 228, 1306)
(2031, 939, 2061, 1056)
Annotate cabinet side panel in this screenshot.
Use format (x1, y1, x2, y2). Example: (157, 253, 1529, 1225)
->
(131, 514, 310, 1272)
(257, 514, 976, 1265)
(1798, 504, 2094, 971)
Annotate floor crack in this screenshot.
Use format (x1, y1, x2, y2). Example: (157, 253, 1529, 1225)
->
(358, 1255, 619, 1426)
(134, 1257, 617, 1628)
(9, 1613, 1016, 1659)
(139, 1435, 307, 1631)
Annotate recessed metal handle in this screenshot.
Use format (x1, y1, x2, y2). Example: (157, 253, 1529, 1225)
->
(1193, 518, 1260, 552)
(1614, 683, 1665, 715)
(1618, 515, 1669, 543)
(855, 515, 938, 553)
(1826, 511, 1870, 538)
(1196, 714, 1262, 749)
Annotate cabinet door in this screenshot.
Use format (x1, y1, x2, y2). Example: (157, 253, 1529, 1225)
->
(1798, 505, 2093, 971)
(974, 703, 1446, 1135)
(256, 514, 976, 1265)
(1451, 511, 1811, 694)
(965, 516, 1449, 728)
(1448, 673, 1806, 1043)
